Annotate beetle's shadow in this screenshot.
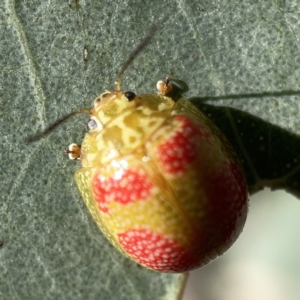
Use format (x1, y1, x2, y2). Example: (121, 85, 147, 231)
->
(170, 78, 300, 103)
(167, 79, 189, 100)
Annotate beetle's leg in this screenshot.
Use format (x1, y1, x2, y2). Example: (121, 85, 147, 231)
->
(156, 77, 172, 95)
(64, 143, 81, 160)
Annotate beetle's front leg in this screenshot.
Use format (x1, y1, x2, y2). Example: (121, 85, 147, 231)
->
(156, 77, 172, 95)
(65, 143, 81, 160)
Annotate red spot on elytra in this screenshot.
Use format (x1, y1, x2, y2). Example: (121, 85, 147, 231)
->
(157, 116, 211, 175)
(118, 229, 198, 272)
(93, 168, 153, 213)
(206, 161, 248, 249)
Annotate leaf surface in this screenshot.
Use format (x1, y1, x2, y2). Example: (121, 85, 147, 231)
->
(1, 1, 299, 299)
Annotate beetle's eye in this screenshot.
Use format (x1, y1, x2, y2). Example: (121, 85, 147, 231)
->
(87, 119, 97, 130)
(124, 91, 136, 101)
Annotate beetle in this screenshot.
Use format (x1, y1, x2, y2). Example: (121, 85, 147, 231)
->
(28, 25, 248, 273)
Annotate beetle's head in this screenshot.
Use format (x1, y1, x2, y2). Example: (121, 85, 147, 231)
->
(90, 90, 141, 126)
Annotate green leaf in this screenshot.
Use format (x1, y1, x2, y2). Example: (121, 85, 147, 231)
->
(1, 0, 300, 299)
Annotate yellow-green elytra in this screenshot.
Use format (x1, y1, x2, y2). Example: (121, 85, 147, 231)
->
(67, 76, 248, 273)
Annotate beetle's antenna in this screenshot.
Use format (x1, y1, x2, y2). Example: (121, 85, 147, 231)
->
(25, 108, 90, 143)
(114, 24, 159, 91)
